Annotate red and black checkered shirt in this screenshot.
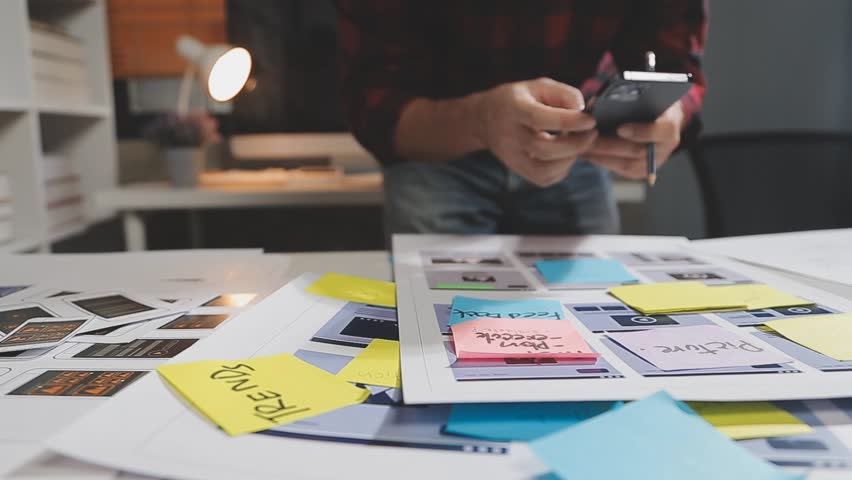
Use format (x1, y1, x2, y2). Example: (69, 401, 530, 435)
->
(337, 0, 708, 166)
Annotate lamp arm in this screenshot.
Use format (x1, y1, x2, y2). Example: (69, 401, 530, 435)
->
(176, 66, 196, 115)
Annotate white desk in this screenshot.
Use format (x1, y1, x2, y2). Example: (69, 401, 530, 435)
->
(96, 175, 646, 252)
(96, 173, 385, 251)
(9, 250, 852, 479)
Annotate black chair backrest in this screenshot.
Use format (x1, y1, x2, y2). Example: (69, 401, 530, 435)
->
(691, 132, 852, 238)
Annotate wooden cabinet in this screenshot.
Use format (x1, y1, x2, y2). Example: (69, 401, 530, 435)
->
(107, 0, 226, 78)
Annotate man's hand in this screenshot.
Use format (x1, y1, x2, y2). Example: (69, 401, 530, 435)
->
(583, 102, 685, 179)
(475, 78, 598, 187)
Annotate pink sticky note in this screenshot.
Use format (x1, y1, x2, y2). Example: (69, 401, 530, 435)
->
(450, 318, 599, 361)
(607, 325, 793, 371)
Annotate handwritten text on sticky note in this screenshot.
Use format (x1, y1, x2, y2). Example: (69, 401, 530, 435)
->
(451, 318, 598, 361)
(337, 339, 401, 388)
(607, 325, 792, 371)
(157, 353, 369, 436)
(306, 273, 396, 308)
(448, 296, 564, 326)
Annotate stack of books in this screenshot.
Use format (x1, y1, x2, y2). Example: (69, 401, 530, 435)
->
(43, 154, 84, 233)
(30, 21, 91, 105)
(0, 174, 12, 245)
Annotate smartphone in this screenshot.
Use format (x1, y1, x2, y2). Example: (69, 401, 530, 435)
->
(585, 71, 693, 134)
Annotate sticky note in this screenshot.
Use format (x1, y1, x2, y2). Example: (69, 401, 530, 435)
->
(765, 313, 852, 361)
(687, 401, 813, 440)
(450, 318, 598, 361)
(306, 273, 396, 308)
(157, 353, 369, 436)
(445, 401, 621, 442)
(337, 339, 401, 388)
(448, 296, 564, 326)
(709, 284, 813, 311)
(535, 258, 637, 285)
(529, 391, 800, 480)
(607, 325, 792, 371)
(608, 281, 746, 314)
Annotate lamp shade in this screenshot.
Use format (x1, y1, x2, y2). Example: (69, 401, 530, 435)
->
(176, 35, 252, 102)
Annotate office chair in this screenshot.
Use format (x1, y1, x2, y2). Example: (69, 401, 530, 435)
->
(690, 132, 852, 238)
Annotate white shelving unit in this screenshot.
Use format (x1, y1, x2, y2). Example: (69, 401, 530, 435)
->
(0, 0, 116, 253)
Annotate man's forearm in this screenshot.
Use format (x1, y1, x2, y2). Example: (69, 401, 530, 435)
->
(393, 93, 488, 163)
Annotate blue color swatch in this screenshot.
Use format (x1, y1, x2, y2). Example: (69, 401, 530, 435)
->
(535, 258, 637, 285)
(445, 401, 622, 442)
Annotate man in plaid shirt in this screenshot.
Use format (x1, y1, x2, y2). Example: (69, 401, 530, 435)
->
(337, 1, 707, 237)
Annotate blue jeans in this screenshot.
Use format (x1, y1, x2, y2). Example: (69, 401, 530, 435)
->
(383, 151, 619, 240)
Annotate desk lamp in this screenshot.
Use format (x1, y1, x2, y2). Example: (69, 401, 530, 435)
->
(175, 35, 252, 114)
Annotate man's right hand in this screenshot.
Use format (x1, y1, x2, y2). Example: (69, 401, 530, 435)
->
(474, 77, 598, 187)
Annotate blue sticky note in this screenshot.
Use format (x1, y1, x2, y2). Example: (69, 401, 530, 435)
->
(448, 296, 565, 326)
(445, 401, 622, 442)
(535, 258, 637, 284)
(529, 391, 802, 480)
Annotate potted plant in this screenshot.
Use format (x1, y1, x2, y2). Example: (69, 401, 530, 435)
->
(142, 112, 222, 188)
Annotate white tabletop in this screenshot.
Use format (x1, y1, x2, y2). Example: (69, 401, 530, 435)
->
(14, 249, 851, 479)
(96, 173, 385, 210)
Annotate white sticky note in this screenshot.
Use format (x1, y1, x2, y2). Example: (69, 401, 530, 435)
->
(607, 325, 792, 371)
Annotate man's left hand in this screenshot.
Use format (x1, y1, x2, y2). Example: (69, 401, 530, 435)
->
(582, 101, 685, 179)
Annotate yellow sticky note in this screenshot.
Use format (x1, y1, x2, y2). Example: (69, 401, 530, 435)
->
(688, 401, 813, 440)
(337, 339, 401, 388)
(709, 284, 813, 311)
(157, 353, 370, 436)
(306, 273, 396, 308)
(765, 313, 852, 361)
(608, 282, 746, 314)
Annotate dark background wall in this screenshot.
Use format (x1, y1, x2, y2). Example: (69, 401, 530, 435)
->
(57, 0, 852, 252)
(646, 0, 852, 239)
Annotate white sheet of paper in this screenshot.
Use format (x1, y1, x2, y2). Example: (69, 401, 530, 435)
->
(0, 250, 289, 454)
(606, 325, 793, 371)
(393, 234, 852, 403)
(48, 274, 547, 480)
(694, 229, 852, 286)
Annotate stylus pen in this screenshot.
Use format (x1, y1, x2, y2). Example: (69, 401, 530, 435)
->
(645, 51, 657, 187)
(647, 143, 656, 186)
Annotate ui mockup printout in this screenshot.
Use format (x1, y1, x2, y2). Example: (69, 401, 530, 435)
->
(392, 234, 852, 404)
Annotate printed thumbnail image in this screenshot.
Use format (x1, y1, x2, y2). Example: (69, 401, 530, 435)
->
(7, 370, 147, 397)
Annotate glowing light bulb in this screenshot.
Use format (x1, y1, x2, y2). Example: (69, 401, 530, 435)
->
(207, 47, 252, 102)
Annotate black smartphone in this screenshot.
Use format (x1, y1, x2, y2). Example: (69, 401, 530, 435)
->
(585, 71, 693, 135)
